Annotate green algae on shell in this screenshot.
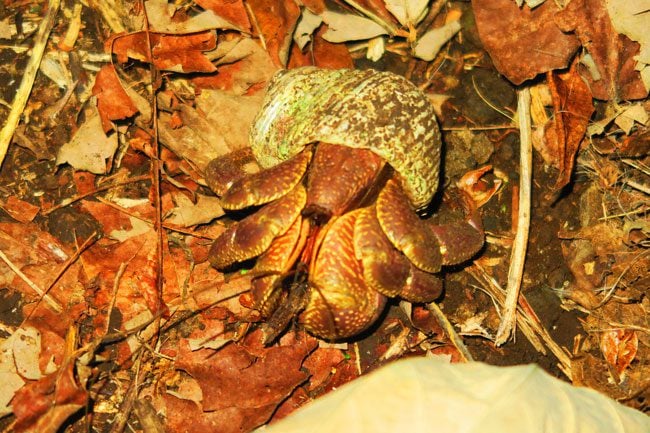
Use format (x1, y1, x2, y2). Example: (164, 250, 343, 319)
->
(249, 67, 442, 209)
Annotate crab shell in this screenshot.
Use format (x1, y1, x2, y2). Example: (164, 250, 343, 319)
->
(249, 67, 442, 209)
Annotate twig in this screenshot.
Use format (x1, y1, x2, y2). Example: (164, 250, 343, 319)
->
(0, 248, 62, 312)
(41, 174, 151, 216)
(0, 0, 60, 168)
(426, 302, 474, 362)
(495, 87, 532, 345)
(467, 263, 573, 379)
(23, 231, 98, 323)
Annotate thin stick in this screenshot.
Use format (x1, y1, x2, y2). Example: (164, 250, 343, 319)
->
(467, 264, 572, 379)
(41, 174, 150, 216)
(0, 0, 60, 168)
(0, 248, 62, 312)
(426, 302, 474, 362)
(495, 87, 532, 345)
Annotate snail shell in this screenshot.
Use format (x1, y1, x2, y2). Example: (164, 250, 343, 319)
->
(249, 67, 441, 208)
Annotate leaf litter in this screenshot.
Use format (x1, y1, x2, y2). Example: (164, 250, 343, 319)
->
(0, 0, 648, 432)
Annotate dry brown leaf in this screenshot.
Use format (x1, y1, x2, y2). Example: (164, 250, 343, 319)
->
(541, 63, 595, 191)
(92, 65, 138, 133)
(56, 111, 118, 174)
(195, 0, 251, 31)
(12, 361, 88, 433)
(0, 196, 40, 223)
(600, 329, 639, 380)
(555, 0, 648, 101)
(247, 0, 301, 67)
(472, 0, 580, 85)
(108, 31, 217, 73)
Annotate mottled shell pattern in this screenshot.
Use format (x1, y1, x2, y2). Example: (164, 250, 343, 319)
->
(249, 67, 442, 209)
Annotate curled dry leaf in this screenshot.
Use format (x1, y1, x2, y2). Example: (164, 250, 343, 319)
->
(472, 0, 580, 85)
(294, 8, 323, 50)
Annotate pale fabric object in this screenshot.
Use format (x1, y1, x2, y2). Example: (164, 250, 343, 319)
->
(258, 357, 650, 433)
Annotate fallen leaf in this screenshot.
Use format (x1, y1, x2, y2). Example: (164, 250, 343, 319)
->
(321, 10, 389, 43)
(108, 31, 217, 73)
(607, 1, 650, 92)
(413, 19, 461, 61)
(12, 360, 88, 433)
(294, 8, 323, 50)
(289, 26, 355, 69)
(195, 0, 251, 31)
(541, 63, 595, 191)
(385, 0, 428, 27)
(247, 0, 301, 67)
(0, 196, 40, 223)
(472, 0, 580, 85)
(0, 16, 14, 39)
(614, 104, 649, 134)
(191, 38, 278, 93)
(56, 111, 118, 174)
(166, 192, 224, 227)
(145, 0, 241, 32)
(555, 0, 648, 100)
(92, 65, 138, 133)
(601, 329, 639, 380)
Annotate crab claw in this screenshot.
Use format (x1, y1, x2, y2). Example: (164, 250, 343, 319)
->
(302, 210, 386, 340)
(209, 184, 306, 269)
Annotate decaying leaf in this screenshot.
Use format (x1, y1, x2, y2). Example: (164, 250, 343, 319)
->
(384, 0, 428, 27)
(606, 1, 650, 92)
(92, 65, 138, 133)
(555, 0, 648, 101)
(321, 10, 388, 43)
(0, 196, 40, 223)
(12, 360, 88, 433)
(413, 19, 461, 61)
(166, 192, 224, 227)
(56, 111, 118, 174)
(145, 0, 241, 32)
(601, 329, 639, 381)
(247, 0, 301, 67)
(540, 63, 595, 191)
(472, 0, 580, 85)
(194, 0, 251, 31)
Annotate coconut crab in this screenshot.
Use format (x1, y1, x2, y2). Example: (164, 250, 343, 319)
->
(207, 67, 484, 341)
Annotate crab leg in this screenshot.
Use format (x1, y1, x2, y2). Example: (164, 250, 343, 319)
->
(354, 206, 443, 303)
(251, 215, 309, 317)
(209, 184, 306, 269)
(302, 210, 386, 340)
(376, 178, 484, 271)
(220, 148, 312, 210)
